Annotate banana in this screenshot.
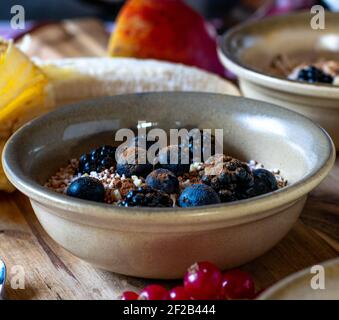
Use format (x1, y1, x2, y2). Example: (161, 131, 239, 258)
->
(0, 51, 239, 192)
(39, 57, 239, 106)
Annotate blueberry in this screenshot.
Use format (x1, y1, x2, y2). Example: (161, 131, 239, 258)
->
(297, 66, 333, 84)
(157, 145, 190, 176)
(246, 169, 278, 197)
(146, 168, 179, 194)
(116, 146, 153, 178)
(178, 184, 221, 207)
(66, 177, 105, 202)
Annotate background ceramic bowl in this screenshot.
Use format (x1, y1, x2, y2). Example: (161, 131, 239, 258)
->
(258, 257, 339, 300)
(2, 92, 335, 279)
(219, 12, 339, 147)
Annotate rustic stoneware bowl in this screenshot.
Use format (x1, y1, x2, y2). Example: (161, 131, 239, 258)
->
(219, 12, 339, 147)
(2, 92, 335, 279)
(258, 257, 339, 300)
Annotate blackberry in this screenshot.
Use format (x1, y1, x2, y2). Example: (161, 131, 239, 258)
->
(157, 145, 190, 176)
(116, 146, 153, 178)
(78, 145, 116, 174)
(241, 169, 278, 199)
(119, 186, 173, 207)
(217, 189, 238, 203)
(146, 168, 179, 194)
(296, 66, 333, 84)
(200, 154, 254, 202)
(178, 184, 221, 207)
(66, 177, 105, 202)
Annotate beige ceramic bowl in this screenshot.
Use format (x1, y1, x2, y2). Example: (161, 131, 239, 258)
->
(2, 92, 335, 279)
(258, 257, 339, 300)
(219, 12, 339, 146)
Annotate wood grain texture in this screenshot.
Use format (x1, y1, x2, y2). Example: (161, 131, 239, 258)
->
(16, 19, 109, 60)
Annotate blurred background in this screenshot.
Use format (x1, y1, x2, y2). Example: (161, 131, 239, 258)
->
(1, 0, 337, 33)
(0, 0, 337, 62)
(1, 0, 272, 21)
(1, 0, 338, 21)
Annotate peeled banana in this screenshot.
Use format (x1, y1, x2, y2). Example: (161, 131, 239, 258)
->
(0, 42, 239, 192)
(39, 57, 239, 106)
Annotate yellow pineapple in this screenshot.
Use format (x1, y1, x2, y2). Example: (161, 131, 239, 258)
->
(0, 39, 53, 192)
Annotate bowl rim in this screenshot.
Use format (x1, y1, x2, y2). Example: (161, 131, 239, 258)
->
(258, 257, 339, 300)
(219, 11, 339, 99)
(2, 92, 336, 228)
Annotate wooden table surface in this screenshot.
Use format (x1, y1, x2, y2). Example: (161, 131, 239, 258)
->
(0, 19, 338, 300)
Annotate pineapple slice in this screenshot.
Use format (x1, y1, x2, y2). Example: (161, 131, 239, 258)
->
(0, 40, 54, 135)
(0, 39, 54, 191)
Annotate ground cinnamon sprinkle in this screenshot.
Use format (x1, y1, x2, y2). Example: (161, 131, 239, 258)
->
(45, 159, 287, 205)
(45, 159, 138, 204)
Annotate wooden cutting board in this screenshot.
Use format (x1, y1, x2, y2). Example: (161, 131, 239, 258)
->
(0, 19, 338, 300)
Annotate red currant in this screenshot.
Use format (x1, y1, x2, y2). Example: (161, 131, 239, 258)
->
(120, 291, 139, 300)
(221, 270, 255, 299)
(184, 261, 222, 300)
(139, 285, 169, 300)
(169, 286, 190, 300)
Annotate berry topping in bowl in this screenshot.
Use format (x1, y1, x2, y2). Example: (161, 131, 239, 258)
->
(116, 146, 153, 178)
(145, 168, 179, 194)
(45, 136, 287, 207)
(296, 66, 333, 84)
(119, 186, 173, 208)
(178, 183, 221, 207)
(78, 145, 116, 174)
(200, 154, 254, 202)
(157, 145, 190, 176)
(251, 168, 278, 196)
(66, 176, 105, 202)
(78, 146, 116, 174)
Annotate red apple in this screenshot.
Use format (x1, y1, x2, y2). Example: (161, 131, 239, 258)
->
(108, 0, 225, 76)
